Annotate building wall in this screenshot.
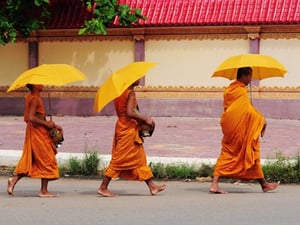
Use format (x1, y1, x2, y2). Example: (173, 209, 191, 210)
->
(38, 41, 135, 87)
(1, 39, 299, 88)
(1, 37, 300, 119)
(259, 39, 300, 87)
(0, 43, 28, 86)
(145, 39, 247, 87)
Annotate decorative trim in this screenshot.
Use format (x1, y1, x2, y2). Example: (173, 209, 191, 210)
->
(2, 86, 300, 99)
(17, 25, 300, 43)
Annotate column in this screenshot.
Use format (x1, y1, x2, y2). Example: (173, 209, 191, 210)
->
(28, 41, 39, 68)
(245, 26, 261, 86)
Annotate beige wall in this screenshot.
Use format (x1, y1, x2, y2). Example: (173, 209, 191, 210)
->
(39, 41, 134, 87)
(145, 39, 248, 87)
(260, 39, 300, 87)
(0, 43, 28, 86)
(1, 38, 298, 88)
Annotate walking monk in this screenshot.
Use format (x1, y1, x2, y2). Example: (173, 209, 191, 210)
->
(97, 79, 166, 197)
(7, 84, 61, 197)
(209, 67, 280, 194)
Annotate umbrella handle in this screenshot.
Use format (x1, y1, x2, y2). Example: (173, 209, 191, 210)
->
(47, 91, 53, 117)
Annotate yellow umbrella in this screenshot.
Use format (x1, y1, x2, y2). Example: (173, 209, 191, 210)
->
(212, 54, 287, 80)
(94, 61, 157, 112)
(7, 64, 87, 92)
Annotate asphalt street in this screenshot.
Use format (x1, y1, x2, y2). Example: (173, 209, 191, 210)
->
(0, 177, 299, 225)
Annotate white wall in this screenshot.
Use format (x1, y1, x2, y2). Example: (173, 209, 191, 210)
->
(260, 39, 300, 87)
(144, 39, 249, 87)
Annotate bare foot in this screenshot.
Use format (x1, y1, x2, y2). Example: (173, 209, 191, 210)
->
(7, 177, 15, 196)
(39, 192, 59, 198)
(209, 188, 228, 194)
(262, 181, 280, 192)
(97, 188, 117, 197)
(150, 184, 166, 195)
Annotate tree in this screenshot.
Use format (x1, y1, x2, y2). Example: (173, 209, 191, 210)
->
(0, 0, 146, 46)
(0, 0, 50, 45)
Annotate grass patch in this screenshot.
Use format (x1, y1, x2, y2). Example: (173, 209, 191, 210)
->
(150, 162, 214, 180)
(59, 145, 101, 177)
(263, 151, 300, 184)
(81, 151, 100, 176)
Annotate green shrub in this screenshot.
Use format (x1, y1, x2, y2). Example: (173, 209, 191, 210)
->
(58, 164, 68, 177)
(196, 163, 214, 177)
(67, 156, 82, 175)
(164, 164, 195, 179)
(263, 151, 300, 183)
(150, 162, 166, 179)
(151, 162, 214, 180)
(81, 151, 100, 176)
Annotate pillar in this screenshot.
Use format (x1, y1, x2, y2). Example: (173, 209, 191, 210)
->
(28, 41, 39, 68)
(245, 26, 261, 86)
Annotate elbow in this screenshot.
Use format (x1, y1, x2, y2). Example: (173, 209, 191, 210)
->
(127, 112, 135, 119)
(28, 115, 35, 122)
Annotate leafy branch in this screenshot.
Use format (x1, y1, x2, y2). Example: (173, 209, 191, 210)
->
(0, 0, 146, 46)
(79, 0, 146, 35)
(0, 0, 50, 45)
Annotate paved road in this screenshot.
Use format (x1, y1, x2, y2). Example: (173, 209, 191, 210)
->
(0, 177, 299, 225)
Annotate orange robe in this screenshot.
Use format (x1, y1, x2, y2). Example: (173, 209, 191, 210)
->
(213, 80, 265, 179)
(14, 93, 59, 179)
(105, 89, 153, 181)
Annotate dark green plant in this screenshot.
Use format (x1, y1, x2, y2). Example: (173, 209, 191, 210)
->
(263, 151, 300, 183)
(164, 164, 195, 179)
(58, 163, 68, 177)
(81, 151, 100, 176)
(0, 0, 145, 45)
(0, 0, 50, 45)
(196, 163, 214, 177)
(150, 162, 165, 179)
(67, 156, 82, 175)
(79, 0, 146, 35)
(151, 162, 214, 180)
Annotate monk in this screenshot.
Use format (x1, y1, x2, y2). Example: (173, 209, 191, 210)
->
(7, 84, 61, 197)
(97, 79, 166, 197)
(209, 67, 280, 194)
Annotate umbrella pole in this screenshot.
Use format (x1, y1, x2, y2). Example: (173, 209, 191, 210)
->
(48, 91, 53, 119)
(250, 82, 253, 103)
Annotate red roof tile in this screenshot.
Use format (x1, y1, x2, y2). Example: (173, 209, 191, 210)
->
(46, 0, 300, 29)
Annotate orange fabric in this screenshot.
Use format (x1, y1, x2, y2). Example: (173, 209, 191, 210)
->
(105, 89, 153, 181)
(14, 93, 59, 179)
(213, 80, 265, 179)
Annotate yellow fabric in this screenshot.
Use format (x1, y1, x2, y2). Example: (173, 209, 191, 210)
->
(14, 93, 59, 179)
(213, 80, 265, 179)
(105, 89, 153, 181)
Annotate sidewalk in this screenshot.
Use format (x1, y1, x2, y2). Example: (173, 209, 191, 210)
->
(1, 116, 300, 166)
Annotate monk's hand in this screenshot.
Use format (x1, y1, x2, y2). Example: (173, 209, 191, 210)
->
(145, 117, 154, 127)
(46, 120, 55, 129)
(54, 124, 63, 131)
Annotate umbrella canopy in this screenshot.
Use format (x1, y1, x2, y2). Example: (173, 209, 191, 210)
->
(7, 64, 87, 92)
(94, 62, 157, 113)
(212, 54, 287, 80)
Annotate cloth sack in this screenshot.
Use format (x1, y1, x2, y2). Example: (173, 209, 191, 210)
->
(36, 113, 64, 147)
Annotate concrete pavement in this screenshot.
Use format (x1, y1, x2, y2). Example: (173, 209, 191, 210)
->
(1, 116, 300, 166)
(0, 177, 299, 225)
